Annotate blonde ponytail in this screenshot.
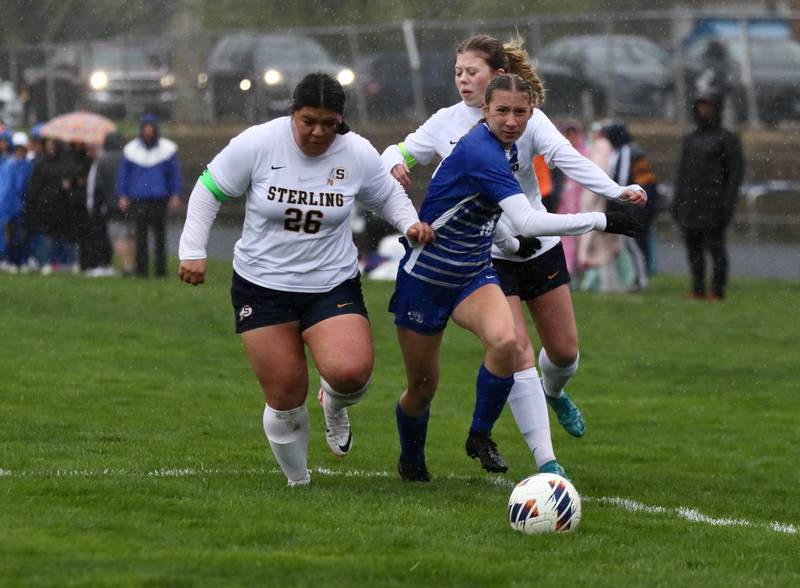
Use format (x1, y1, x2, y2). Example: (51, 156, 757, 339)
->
(503, 36, 545, 107)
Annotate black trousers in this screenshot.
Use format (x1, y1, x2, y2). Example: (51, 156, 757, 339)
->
(130, 199, 168, 277)
(683, 225, 728, 297)
(79, 213, 112, 270)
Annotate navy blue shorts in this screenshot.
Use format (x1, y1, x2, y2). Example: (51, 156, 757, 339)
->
(231, 271, 368, 334)
(493, 243, 571, 301)
(389, 264, 502, 335)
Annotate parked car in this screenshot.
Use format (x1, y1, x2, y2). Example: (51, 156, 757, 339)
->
(680, 19, 800, 125)
(360, 50, 460, 120)
(203, 33, 355, 121)
(536, 34, 674, 118)
(23, 40, 175, 121)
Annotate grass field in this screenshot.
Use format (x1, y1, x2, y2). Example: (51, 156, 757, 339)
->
(1, 265, 798, 587)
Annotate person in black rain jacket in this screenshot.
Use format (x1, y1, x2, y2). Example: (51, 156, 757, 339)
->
(672, 91, 744, 300)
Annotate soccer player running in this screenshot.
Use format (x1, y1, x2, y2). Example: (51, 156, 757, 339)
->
(178, 73, 434, 486)
(383, 35, 647, 479)
(390, 73, 642, 482)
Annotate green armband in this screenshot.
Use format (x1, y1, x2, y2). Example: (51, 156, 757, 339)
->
(199, 169, 230, 203)
(397, 142, 417, 169)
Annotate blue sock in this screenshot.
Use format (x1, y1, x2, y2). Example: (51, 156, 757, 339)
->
(396, 403, 430, 465)
(470, 364, 514, 435)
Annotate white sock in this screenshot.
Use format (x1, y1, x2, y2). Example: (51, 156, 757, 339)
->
(262, 403, 310, 484)
(320, 375, 371, 414)
(508, 367, 556, 468)
(538, 349, 579, 399)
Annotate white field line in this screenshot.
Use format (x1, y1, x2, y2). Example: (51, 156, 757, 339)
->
(1, 466, 796, 536)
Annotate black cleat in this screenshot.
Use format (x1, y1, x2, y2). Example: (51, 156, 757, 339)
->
(465, 432, 508, 473)
(397, 459, 432, 482)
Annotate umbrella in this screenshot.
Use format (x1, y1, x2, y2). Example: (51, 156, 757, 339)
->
(40, 111, 116, 145)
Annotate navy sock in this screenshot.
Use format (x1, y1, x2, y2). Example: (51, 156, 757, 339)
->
(396, 403, 430, 465)
(470, 363, 514, 435)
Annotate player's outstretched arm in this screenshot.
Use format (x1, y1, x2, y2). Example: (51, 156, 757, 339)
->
(603, 211, 644, 237)
(178, 178, 223, 285)
(500, 193, 643, 238)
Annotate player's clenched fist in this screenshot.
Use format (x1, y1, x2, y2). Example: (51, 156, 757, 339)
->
(179, 259, 207, 285)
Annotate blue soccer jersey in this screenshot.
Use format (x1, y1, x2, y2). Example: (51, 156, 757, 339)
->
(403, 123, 523, 289)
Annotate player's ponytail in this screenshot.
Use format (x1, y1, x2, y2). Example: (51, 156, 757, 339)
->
(503, 36, 545, 107)
(291, 73, 350, 134)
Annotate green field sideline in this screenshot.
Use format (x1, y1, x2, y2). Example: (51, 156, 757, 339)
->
(1, 266, 798, 587)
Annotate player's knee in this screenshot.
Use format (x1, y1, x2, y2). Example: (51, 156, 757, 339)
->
(515, 337, 535, 369)
(490, 331, 518, 361)
(407, 374, 438, 404)
(324, 365, 372, 394)
(546, 344, 579, 367)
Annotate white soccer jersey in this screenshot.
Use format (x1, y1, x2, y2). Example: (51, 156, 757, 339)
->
(204, 117, 418, 292)
(382, 102, 626, 261)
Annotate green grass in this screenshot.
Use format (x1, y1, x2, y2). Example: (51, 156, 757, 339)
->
(1, 266, 798, 587)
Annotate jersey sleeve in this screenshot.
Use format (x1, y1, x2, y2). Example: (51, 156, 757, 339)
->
(357, 139, 419, 235)
(205, 127, 258, 201)
(381, 109, 446, 169)
(525, 109, 570, 166)
(528, 109, 623, 199)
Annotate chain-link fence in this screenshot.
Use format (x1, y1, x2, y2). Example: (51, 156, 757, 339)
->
(2, 8, 800, 128)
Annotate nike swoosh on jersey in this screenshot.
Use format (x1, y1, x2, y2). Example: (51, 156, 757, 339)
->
(449, 140, 458, 144)
(547, 271, 560, 280)
(271, 165, 286, 169)
(337, 302, 354, 308)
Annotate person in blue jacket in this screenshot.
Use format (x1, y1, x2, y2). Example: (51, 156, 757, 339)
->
(117, 114, 183, 277)
(0, 132, 33, 272)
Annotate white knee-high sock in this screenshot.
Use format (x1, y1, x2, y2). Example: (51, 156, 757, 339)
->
(262, 404, 310, 483)
(538, 349, 579, 399)
(507, 367, 556, 468)
(320, 375, 371, 413)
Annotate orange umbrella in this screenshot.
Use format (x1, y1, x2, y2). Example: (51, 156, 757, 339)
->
(40, 111, 116, 145)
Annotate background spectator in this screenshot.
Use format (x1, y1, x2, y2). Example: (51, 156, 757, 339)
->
(601, 121, 660, 280)
(0, 132, 32, 272)
(554, 120, 587, 274)
(672, 90, 744, 300)
(26, 138, 71, 274)
(117, 114, 183, 278)
(87, 132, 126, 276)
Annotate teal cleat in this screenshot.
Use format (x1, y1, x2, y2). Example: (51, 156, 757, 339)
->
(538, 459, 569, 480)
(546, 392, 585, 437)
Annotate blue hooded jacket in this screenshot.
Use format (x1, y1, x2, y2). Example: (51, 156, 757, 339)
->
(0, 155, 33, 223)
(117, 114, 183, 199)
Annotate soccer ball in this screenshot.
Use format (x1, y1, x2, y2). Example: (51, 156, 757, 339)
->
(508, 473, 582, 534)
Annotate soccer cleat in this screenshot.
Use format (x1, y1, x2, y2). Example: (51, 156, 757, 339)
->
(546, 392, 585, 438)
(318, 388, 353, 457)
(538, 459, 570, 480)
(465, 432, 508, 473)
(287, 471, 311, 487)
(397, 459, 431, 482)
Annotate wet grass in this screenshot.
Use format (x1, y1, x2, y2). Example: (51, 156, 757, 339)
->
(1, 266, 798, 587)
